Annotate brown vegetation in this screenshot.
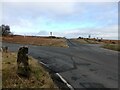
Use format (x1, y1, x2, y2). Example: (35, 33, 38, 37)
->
(2, 35, 68, 47)
(101, 39, 120, 44)
(75, 38, 120, 51)
(75, 38, 120, 44)
(2, 52, 58, 88)
(102, 44, 120, 51)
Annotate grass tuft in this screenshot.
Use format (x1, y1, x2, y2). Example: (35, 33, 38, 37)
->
(102, 44, 120, 51)
(2, 52, 58, 88)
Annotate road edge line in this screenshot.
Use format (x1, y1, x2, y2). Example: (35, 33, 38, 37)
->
(56, 73, 74, 90)
(39, 61, 74, 90)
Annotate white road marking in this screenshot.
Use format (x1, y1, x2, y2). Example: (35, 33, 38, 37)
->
(56, 73, 74, 90)
(39, 61, 74, 90)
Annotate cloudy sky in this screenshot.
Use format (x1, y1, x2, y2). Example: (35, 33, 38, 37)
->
(0, 0, 118, 39)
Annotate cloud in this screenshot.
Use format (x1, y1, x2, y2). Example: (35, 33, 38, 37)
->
(11, 24, 118, 40)
(37, 31, 49, 35)
(2, 2, 79, 27)
(2, 2, 117, 23)
(1, 0, 119, 2)
(2, 2, 76, 16)
(1, 2, 118, 40)
(58, 25, 118, 40)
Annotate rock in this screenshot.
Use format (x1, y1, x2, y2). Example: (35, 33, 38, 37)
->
(17, 46, 30, 78)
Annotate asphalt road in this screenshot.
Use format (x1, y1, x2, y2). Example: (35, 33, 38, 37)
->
(2, 39, 118, 89)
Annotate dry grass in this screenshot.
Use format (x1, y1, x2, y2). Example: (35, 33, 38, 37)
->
(72, 39, 89, 44)
(2, 52, 58, 88)
(73, 38, 120, 44)
(72, 39, 101, 44)
(73, 38, 120, 51)
(0, 37, 2, 42)
(84, 39, 102, 44)
(102, 44, 120, 51)
(0, 52, 2, 89)
(102, 40, 119, 44)
(2, 36, 68, 48)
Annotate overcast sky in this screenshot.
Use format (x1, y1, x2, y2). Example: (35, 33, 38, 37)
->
(0, 0, 118, 39)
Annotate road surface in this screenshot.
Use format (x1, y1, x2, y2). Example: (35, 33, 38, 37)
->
(2, 39, 118, 89)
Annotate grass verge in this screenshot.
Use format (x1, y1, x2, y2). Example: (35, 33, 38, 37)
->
(72, 39, 89, 44)
(2, 36, 68, 48)
(84, 39, 100, 44)
(102, 44, 120, 51)
(72, 39, 100, 44)
(2, 52, 58, 88)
